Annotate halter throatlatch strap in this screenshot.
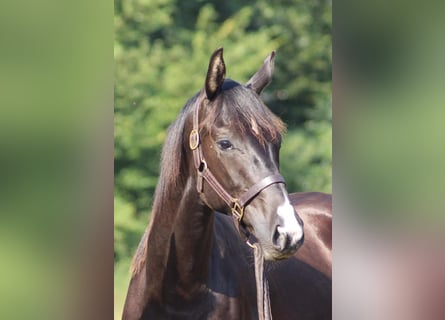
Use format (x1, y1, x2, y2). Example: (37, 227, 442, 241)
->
(189, 95, 285, 230)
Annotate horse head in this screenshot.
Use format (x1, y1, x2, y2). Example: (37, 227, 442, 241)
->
(184, 48, 304, 260)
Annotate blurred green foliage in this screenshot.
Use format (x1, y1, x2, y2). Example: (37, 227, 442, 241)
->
(114, 1, 331, 316)
(337, 0, 445, 226)
(0, 1, 113, 318)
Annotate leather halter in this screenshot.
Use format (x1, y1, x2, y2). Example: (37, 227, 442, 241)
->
(189, 95, 286, 231)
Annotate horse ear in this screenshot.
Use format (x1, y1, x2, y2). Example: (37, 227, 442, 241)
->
(246, 51, 276, 94)
(205, 47, 226, 100)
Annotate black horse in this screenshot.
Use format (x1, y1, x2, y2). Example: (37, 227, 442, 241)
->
(122, 48, 331, 319)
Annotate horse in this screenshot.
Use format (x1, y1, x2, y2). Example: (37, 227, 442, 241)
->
(122, 48, 332, 320)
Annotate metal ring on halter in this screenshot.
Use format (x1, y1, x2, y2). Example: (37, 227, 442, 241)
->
(198, 160, 207, 173)
(189, 129, 200, 150)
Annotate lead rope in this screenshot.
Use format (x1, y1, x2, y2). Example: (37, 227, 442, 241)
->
(247, 240, 272, 320)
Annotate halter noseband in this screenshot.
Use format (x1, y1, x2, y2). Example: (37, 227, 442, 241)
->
(189, 95, 286, 231)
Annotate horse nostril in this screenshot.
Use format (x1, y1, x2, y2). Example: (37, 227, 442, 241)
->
(273, 226, 290, 252)
(273, 226, 281, 248)
(273, 225, 304, 253)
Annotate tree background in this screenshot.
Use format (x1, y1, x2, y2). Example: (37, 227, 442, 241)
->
(114, 0, 331, 317)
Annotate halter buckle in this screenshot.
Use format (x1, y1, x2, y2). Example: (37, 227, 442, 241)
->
(189, 129, 199, 150)
(231, 199, 244, 221)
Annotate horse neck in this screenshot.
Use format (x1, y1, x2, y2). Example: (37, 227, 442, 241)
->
(145, 175, 214, 303)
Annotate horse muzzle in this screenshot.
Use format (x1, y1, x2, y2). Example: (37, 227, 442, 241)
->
(271, 201, 304, 258)
(272, 224, 304, 255)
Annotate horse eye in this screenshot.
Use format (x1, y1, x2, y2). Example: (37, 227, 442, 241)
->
(217, 139, 233, 150)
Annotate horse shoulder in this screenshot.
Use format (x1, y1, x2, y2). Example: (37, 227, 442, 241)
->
(289, 192, 332, 217)
(289, 192, 332, 277)
(289, 192, 331, 248)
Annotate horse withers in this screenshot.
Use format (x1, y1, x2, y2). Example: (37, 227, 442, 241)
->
(122, 48, 331, 320)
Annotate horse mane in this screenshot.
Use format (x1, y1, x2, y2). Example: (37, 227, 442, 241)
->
(131, 80, 285, 275)
(130, 92, 198, 275)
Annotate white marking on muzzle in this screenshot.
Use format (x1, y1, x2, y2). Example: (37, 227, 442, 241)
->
(277, 199, 304, 241)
